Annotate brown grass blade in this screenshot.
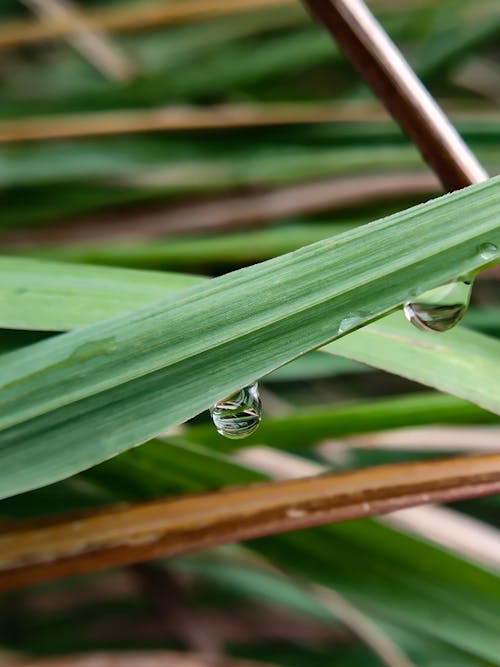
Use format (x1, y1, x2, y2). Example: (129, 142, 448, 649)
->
(0, 103, 389, 144)
(1, 172, 438, 246)
(339, 426, 500, 450)
(386, 505, 500, 571)
(0, 0, 293, 50)
(2, 454, 500, 591)
(238, 447, 500, 571)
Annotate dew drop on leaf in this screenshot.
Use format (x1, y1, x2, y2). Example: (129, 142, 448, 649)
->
(338, 314, 364, 334)
(210, 382, 261, 439)
(403, 280, 472, 333)
(479, 242, 499, 261)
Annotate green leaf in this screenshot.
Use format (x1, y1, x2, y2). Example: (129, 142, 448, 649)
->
(327, 311, 500, 414)
(0, 178, 499, 499)
(0, 257, 203, 331)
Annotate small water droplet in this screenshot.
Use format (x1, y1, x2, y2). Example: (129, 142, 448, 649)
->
(404, 280, 471, 333)
(210, 382, 261, 439)
(338, 314, 364, 334)
(479, 242, 498, 261)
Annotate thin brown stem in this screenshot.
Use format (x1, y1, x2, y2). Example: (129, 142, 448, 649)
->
(2, 454, 500, 591)
(238, 448, 500, 572)
(0, 103, 389, 144)
(0, 0, 293, 49)
(301, 0, 487, 190)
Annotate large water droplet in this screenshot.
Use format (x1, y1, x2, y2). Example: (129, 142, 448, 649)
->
(479, 242, 499, 261)
(403, 280, 471, 333)
(210, 382, 261, 439)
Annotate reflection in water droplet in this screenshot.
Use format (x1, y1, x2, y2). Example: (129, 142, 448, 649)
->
(479, 242, 499, 261)
(210, 382, 261, 439)
(404, 280, 472, 333)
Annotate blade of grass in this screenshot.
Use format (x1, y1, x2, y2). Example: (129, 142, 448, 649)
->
(0, 139, 425, 189)
(0, 257, 204, 331)
(0, 179, 499, 499)
(0, 103, 390, 144)
(341, 426, 500, 451)
(257, 518, 500, 663)
(325, 311, 500, 414)
(1, 258, 499, 421)
(237, 447, 500, 570)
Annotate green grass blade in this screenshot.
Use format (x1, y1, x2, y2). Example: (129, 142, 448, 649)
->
(0, 179, 499, 498)
(256, 520, 500, 664)
(27, 223, 359, 271)
(327, 311, 500, 414)
(0, 257, 203, 330)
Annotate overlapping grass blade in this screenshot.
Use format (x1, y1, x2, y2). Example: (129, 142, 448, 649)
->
(326, 311, 500, 414)
(0, 257, 203, 330)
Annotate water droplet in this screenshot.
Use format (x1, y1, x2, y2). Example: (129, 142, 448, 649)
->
(404, 280, 471, 333)
(210, 382, 261, 439)
(338, 313, 364, 334)
(479, 242, 498, 261)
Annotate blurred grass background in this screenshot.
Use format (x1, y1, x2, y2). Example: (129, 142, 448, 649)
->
(1, 1, 500, 665)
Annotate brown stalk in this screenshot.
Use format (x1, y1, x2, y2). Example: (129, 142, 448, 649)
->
(2, 454, 500, 591)
(0, 0, 442, 50)
(237, 448, 500, 572)
(0, 0, 293, 50)
(0, 103, 389, 144)
(301, 0, 487, 190)
(0, 171, 438, 247)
